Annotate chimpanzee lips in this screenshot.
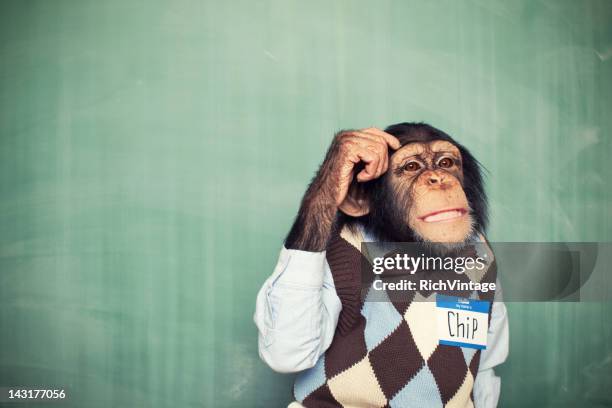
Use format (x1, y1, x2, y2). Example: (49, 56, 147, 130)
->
(419, 208, 467, 223)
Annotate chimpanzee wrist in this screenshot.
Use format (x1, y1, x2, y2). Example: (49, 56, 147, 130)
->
(284, 192, 338, 252)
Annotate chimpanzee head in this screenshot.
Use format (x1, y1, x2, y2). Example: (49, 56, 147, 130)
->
(339, 122, 488, 245)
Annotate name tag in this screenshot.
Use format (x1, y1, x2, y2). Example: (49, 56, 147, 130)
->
(436, 295, 490, 349)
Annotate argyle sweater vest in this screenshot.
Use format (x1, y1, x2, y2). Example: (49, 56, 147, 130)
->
(293, 227, 497, 408)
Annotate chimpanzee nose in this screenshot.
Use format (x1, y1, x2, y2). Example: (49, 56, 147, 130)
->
(428, 172, 445, 185)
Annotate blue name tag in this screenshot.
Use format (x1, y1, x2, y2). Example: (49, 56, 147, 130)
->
(436, 295, 491, 350)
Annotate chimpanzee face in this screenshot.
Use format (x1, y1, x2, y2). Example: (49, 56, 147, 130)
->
(386, 140, 473, 243)
(336, 123, 487, 247)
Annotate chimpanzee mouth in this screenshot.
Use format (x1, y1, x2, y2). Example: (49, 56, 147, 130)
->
(419, 208, 467, 223)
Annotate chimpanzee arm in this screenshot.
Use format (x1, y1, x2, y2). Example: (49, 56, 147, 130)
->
(284, 137, 342, 251)
(285, 129, 399, 251)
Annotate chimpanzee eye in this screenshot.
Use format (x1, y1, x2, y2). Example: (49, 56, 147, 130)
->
(404, 161, 421, 171)
(438, 157, 454, 168)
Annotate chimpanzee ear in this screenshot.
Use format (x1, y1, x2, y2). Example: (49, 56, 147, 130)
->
(338, 181, 370, 217)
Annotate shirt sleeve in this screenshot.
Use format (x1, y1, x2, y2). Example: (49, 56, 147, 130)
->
(254, 246, 342, 373)
(473, 280, 510, 408)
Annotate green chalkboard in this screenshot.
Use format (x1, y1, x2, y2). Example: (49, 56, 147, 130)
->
(1, 0, 611, 407)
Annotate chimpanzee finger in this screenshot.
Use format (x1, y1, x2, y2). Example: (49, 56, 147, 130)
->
(365, 144, 385, 177)
(381, 146, 389, 174)
(363, 127, 401, 150)
(350, 134, 387, 177)
(354, 130, 391, 154)
(358, 130, 393, 175)
(353, 130, 389, 152)
(351, 147, 379, 182)
(351, 130, 389, 151)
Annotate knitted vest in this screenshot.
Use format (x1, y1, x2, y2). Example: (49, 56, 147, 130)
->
(293, 226, 497, 408)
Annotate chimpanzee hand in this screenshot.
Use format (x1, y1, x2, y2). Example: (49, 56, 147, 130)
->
(328, 128, 401, 205)
(284, 128, 400, 251)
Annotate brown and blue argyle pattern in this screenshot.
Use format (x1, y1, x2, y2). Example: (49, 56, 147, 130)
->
(293, 229, 497, 408)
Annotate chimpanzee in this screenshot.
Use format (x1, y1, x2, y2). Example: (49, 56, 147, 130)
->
(255, 123, 508, 408)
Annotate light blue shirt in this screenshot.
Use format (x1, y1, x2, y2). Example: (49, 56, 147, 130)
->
(254, 233, 509, 408)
